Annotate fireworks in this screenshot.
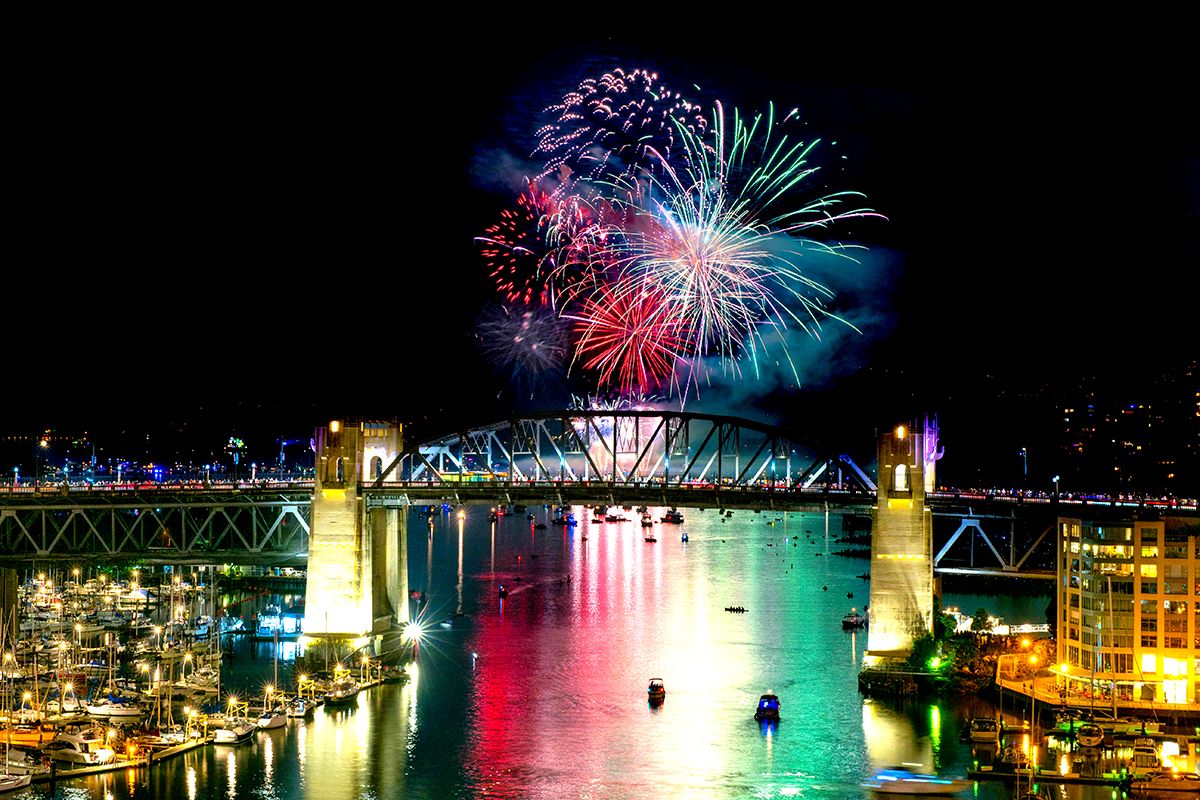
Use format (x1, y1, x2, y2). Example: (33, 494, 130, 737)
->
(479, 69, 881, 398)
(590, 101, 883, 388)
(534, 68, 707, 192)
(477, 304, 568, 386)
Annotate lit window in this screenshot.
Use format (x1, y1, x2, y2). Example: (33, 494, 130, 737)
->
(1141, 654, 1156, 674)
(893, 463, 908, 492)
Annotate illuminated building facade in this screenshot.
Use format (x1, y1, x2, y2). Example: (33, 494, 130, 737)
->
(866, 420, 940, 657)
(304, 420, 408, 639)
(1057, 516, 1200, 706)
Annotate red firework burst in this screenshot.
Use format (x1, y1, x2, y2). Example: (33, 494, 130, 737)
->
(570, 280, 691, 394)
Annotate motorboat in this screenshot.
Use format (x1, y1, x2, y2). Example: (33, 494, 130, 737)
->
(968, 717, 999, 743)
(842, 609, 867, 629)
(214, 717, 256, 744)
(681, 532, 689, 542)
(1075, 722, 1104, 747)
(604, 513, 628, 522)
(661, 509, 685, 524)
(324, 679, 361, 707)
(1130, 737, 1158, 772)
(647, 678, 665, 704)
(498, 584, 508, 599)
(0, 774, 31, 793)
(257, 708, 287, 729)
(1129, 770, 1200, 796)
(287, 697, 317, 718)
(640, 512, 653, 527)
(753, 692, 780, 721)
(864, 765, 970, 795)
(41, 729, 115, 765)
(0, 723, 57, 748)
(644, 533, 657, 542)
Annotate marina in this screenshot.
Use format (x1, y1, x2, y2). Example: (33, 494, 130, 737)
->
(0, 502, 1193, 797)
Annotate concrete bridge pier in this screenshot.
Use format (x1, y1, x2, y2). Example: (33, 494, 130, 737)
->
(304, 420, 408, 656)
(865, 419, 940, 662)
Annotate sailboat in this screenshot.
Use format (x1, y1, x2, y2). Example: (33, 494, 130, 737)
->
(84, 634, 142, 719)
(257, 628, 287, 729)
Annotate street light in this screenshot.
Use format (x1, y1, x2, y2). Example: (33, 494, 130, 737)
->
(1053, 474, 1060, 498)
(1019, 447, 1028, 480)
(34, 439, 48, 489)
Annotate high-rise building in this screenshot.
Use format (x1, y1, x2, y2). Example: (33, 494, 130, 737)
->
(1057, 515, 1199, 707)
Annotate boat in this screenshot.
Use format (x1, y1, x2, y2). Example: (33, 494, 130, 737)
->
(85, 694, 144, 719)
(864, 765, 970, 795)
(661, 509, 684, 524)
(1129, 737, 1158, 772)
(498, 584, 508, 599)
(41, 729, 115, 765)
(1129, 770, 1200, 796)
(753, 692, 780, 721)
(324, 666, 361, 708)
(257, 708, 287, 729)
(640, 512, 653, 527)
(681, 532, 688, 542)
(287, 697, 317, 718)
(967, 717, 998, 743)
(604, 513, 627, 522)
(213, 717, 256, 744)
(725, 606, 748, 613)
(0, 775, 31, 793)
(644, 533, 657, 542)
(0, 723, 56, 748)
(842, 609, 867, 629)
(647, 678, 665, 704)
(1075, 721, 1104, 747)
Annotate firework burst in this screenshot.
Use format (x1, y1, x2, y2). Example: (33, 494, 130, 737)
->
(591, 101, 884, 390)
(477, 304, 568, 388)
(534, 68, 707, 193)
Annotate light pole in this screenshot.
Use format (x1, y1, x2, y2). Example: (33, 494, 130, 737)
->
(1053, 474, 1060, 498)
(1019, 447, 1028, 483)
(34, 439, 48, 489)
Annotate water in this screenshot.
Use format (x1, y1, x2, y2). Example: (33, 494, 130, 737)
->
(15, 506, 1116, 799)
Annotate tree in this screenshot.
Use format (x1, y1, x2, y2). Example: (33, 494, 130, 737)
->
(971, 607, 992, 636)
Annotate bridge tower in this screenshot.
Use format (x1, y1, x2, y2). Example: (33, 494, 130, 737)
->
(304, 420, 408, 642)
(865, 420, 939, 659)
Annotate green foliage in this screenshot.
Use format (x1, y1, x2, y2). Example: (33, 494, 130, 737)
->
(971, 607, 992, 635)
(907, 634, 941, 671)
(933, 611, 956, 643)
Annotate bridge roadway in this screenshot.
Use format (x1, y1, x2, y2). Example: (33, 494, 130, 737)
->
(0, 481, 1191, 564)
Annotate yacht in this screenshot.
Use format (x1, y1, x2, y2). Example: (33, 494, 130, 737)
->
(661, 509, 685, 524)
(325, 680, 361, 708)
(85, 694, 143, 719)
(647, 678, 665, 704)
(968, 717, 999, 743)
(42, 728, 116, 765)
(1129, 770, 1200, 796)
(1075, 722, 1104, 747)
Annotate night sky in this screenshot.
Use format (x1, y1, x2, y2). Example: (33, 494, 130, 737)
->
(5, 27, 1197, 476)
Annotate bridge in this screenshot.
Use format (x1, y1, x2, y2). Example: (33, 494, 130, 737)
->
(1, 412, 1194, 649)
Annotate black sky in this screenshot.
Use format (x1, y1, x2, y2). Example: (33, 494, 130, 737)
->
(4, 25, 1196, 459)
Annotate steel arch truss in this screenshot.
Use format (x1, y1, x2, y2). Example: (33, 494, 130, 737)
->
(0, 494, 310, 558)
(377, 411, 875, 495)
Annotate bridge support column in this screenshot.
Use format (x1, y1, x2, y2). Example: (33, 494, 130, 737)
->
(866, 422, 936, 661)
(304, 420, 403, 642)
